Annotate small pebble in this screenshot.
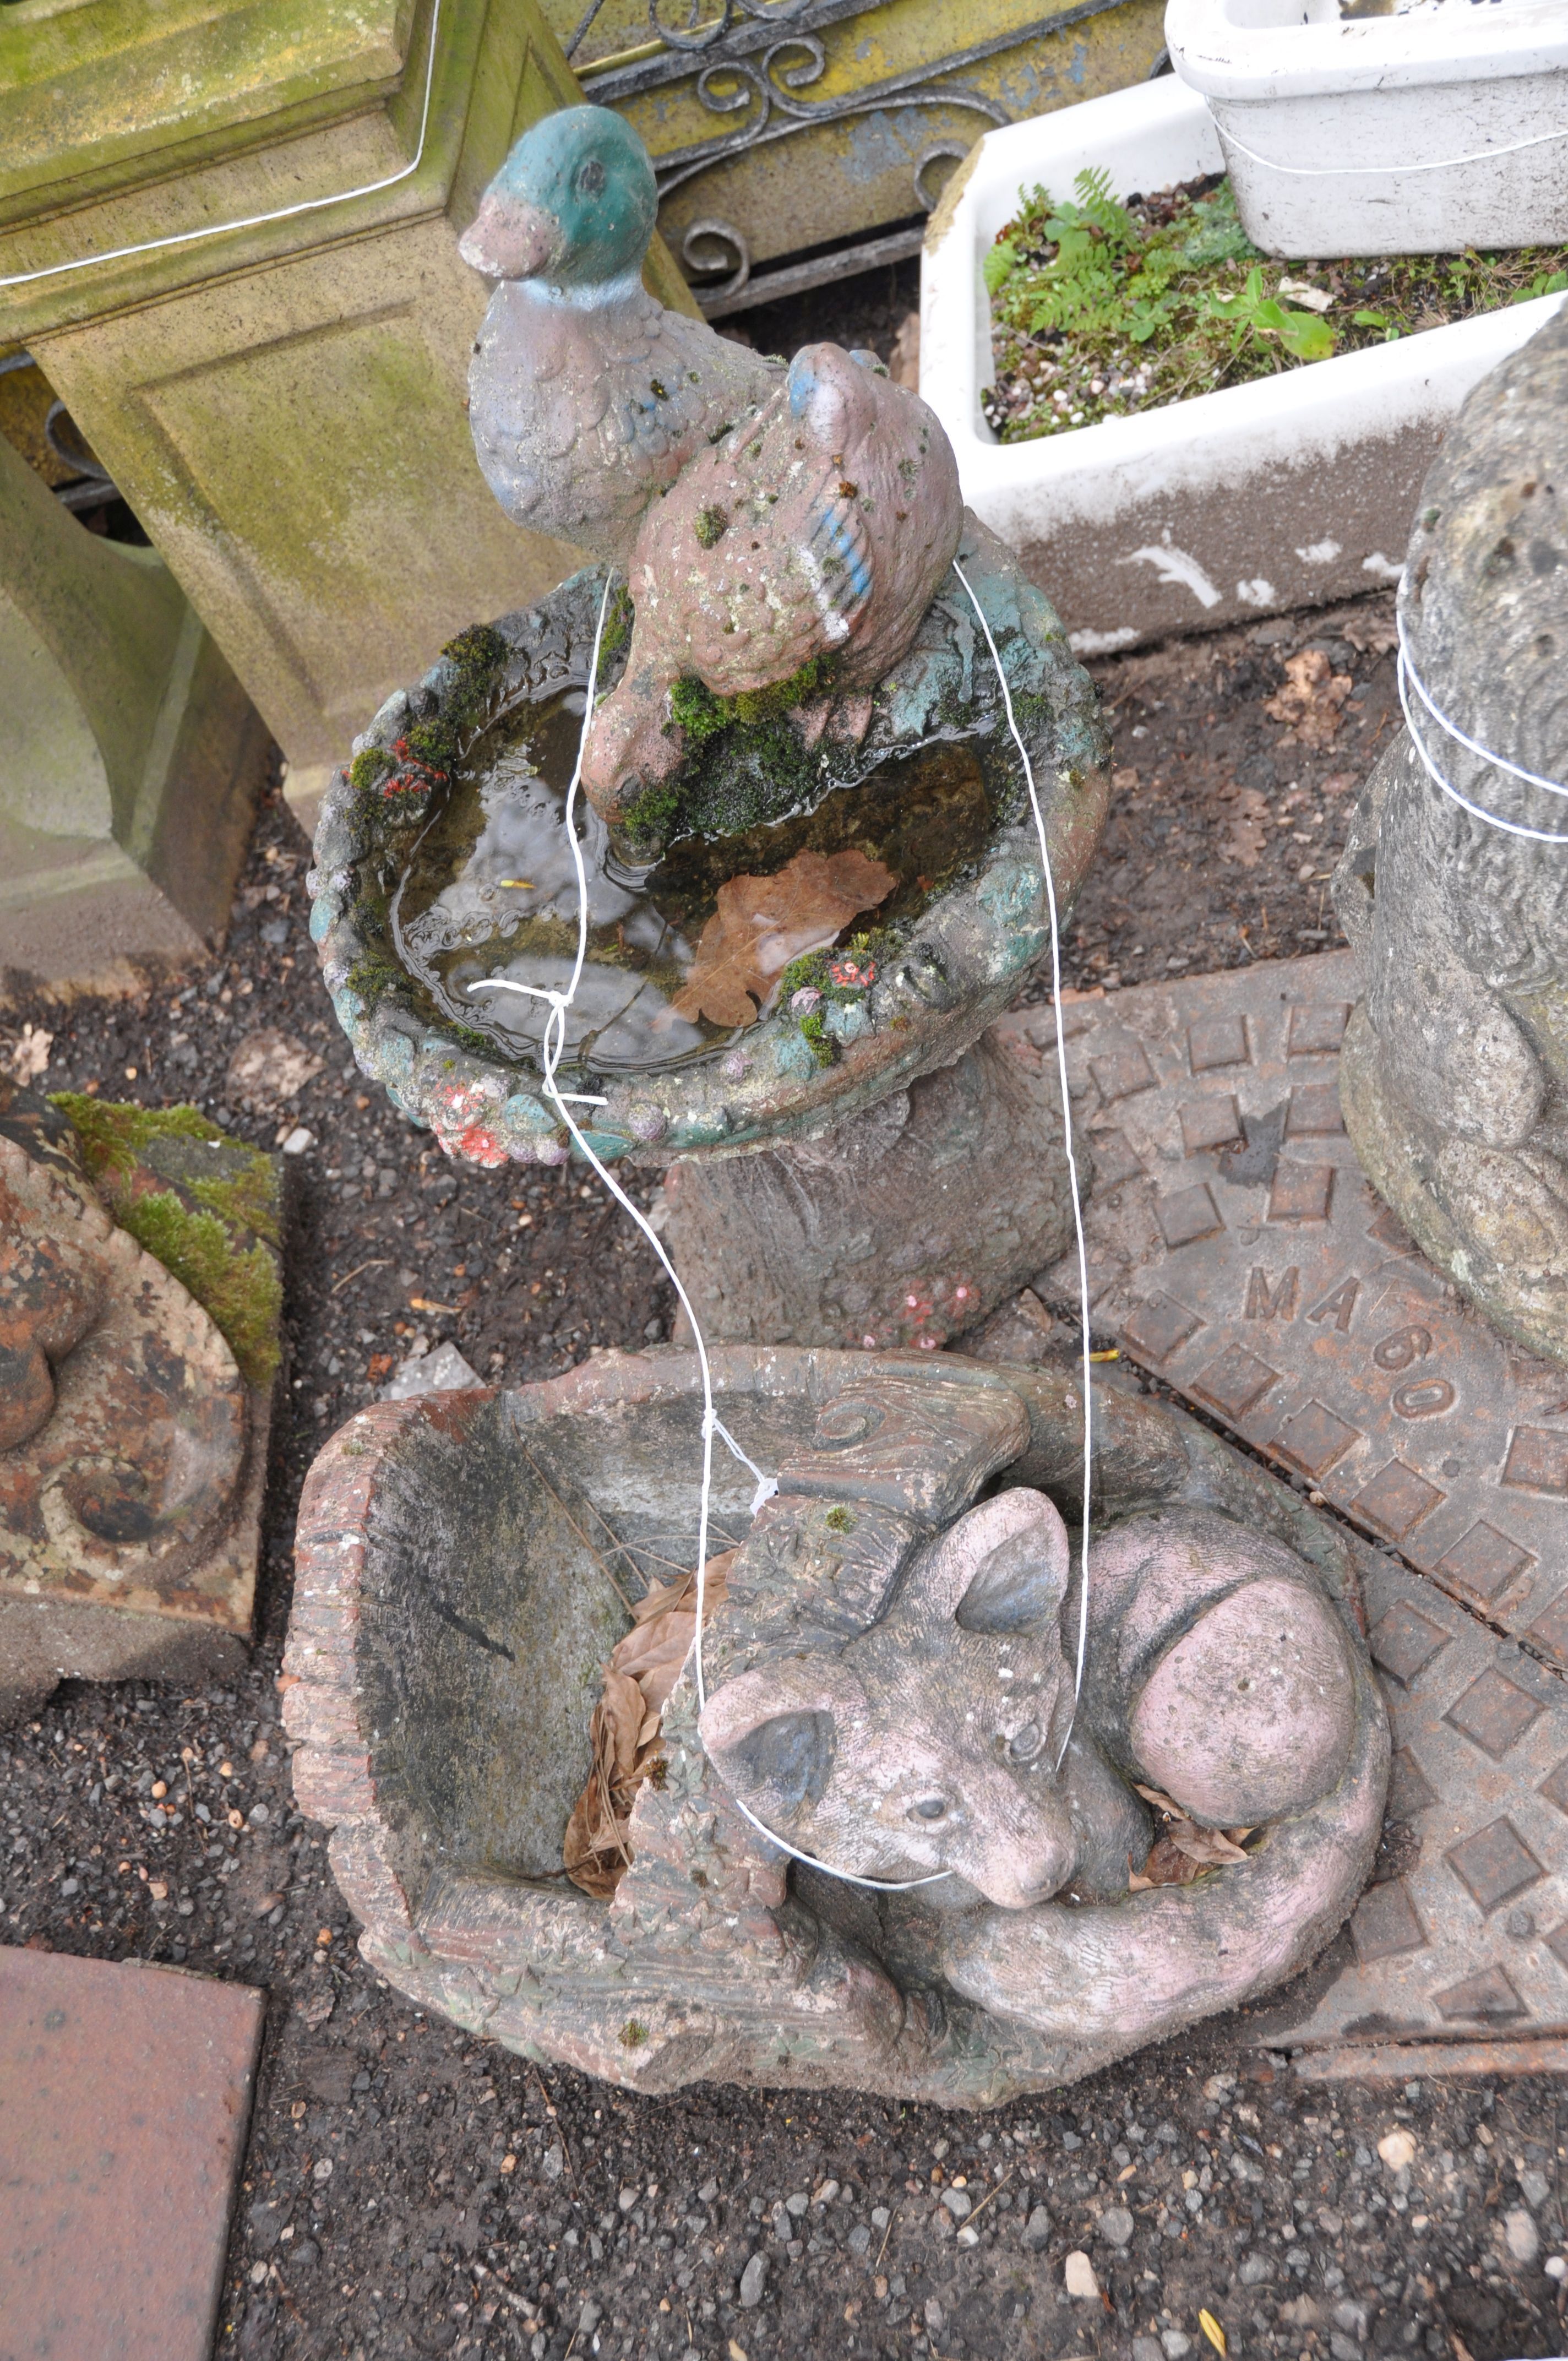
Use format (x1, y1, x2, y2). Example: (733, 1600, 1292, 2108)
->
(1097, 2204, 1134, 2249)
(1505, 2208, 1540, 2265)
(1376, 2129, 1415, 2170)
(737, 2253, 767, 2308)
(1064, 2251, 1099, 2300)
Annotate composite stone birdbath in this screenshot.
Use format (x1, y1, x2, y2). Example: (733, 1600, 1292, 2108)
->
(308, 105, 1110, 1350)
(284, 1346, 1388, 2101)
(1331, 300, 1568, 1367)
(309, 530, 1109, 1348)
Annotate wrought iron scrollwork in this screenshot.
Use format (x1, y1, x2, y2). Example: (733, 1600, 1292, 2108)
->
(680, 217, 751, 303)
(913, 141, 975, 211)
(647, 0, 816, 51)
(578, 0, 1147, 297)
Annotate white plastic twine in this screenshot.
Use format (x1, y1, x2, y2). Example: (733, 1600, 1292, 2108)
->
(954, 561, 1096, 1769)
(1215, 120, 1568, 181)
(0, 0, 444, 291)
(1396, 603, 1568, 845)
(471, 557, 1097, 1883)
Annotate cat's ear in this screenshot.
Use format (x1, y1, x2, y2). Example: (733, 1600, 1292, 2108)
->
(902, 1488, 1070, 1634)
(699, 1662, 845, 1816)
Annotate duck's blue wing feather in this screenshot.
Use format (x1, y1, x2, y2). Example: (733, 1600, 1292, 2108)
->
(798, 487, 874, 647)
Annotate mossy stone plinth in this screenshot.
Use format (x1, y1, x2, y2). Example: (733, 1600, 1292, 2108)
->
(0, 0, 696, 815)
(53, 1097, 285, 1390)
(0, 1087, 284, 1723)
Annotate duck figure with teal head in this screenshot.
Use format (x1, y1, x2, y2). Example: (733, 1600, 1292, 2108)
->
(460, 105, 780, 570)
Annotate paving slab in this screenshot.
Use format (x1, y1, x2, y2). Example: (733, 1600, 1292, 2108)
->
(0, 1946, 264, 2361)
(1009, 953, 1568, 1660)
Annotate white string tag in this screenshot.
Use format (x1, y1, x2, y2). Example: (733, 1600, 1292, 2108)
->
(1395, 602, 1568, 846)
(1216, 119, 1568, 182)
(952, 561, 1097, 1769)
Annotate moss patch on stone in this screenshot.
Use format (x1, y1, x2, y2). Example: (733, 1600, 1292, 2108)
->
(56, 1094, 219, 1178)
(598, 583, 634, 661)
(51, 1095, 284, 1389)
(776, 928, 895, 1008)
(621, 660, 846, 852)
(351, 746, 392, 795)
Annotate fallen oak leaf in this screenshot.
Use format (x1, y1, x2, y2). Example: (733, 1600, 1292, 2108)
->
(1130, 1783, 1253, 1887)
(1169, 1823, 1251, 1868)
(671, 848, 894, 1027)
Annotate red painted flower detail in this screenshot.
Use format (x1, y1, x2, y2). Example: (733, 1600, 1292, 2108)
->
(380, 735, 448, 800)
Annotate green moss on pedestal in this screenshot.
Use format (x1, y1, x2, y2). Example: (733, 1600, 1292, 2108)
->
(51, 1094, 284, 1388)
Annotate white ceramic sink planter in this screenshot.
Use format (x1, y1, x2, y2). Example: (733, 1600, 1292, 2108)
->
(1166, 0, 1568, 259)
(919, 77, 1563, 655)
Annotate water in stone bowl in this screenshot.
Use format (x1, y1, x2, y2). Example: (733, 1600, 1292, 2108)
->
(312, 537, 1109, 1166)
(390, 684, 1000, 1083)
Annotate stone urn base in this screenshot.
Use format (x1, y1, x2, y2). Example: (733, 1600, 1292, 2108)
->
(285, 1347, 1387, 2103)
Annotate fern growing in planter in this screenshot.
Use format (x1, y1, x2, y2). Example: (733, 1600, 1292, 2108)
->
(983, 168, 1568, 445)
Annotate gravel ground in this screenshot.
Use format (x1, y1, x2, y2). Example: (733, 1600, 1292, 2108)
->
(3, 284, 1560, 2361)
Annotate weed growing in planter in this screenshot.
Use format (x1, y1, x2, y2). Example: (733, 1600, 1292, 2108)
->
(983, 170, 1568, 444)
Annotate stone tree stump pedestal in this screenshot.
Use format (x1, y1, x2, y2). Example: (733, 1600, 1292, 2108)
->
(658, 1028, 1074, 1350)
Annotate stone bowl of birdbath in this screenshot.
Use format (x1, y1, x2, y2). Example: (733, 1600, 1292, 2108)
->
(309, 520, 1110, 1348)
(283, 1344, 1388, 2103)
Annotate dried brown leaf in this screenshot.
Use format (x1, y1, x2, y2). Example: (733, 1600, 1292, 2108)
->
(1263, 649, 1352, 749)
(1130, 1785, 1253, 1889)
(671, 849, 894, 1027)
(1341, 614, 1397, 657)
(1168, 1823, 1250, 1868)
(1221, 786, 1270, 869)
(1134, 1835, 1205, 1889)
(564, 1552, 735, 1896)
(226, 1026, 325, 1106)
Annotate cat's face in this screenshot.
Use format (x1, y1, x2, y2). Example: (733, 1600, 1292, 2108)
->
(699, 1489, 1079, 1908)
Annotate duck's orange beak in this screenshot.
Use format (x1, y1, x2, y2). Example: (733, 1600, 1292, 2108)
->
(458, 192, 559, 281)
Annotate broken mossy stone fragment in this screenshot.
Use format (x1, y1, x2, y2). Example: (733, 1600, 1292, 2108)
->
(51, 1096, 284, 1390)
